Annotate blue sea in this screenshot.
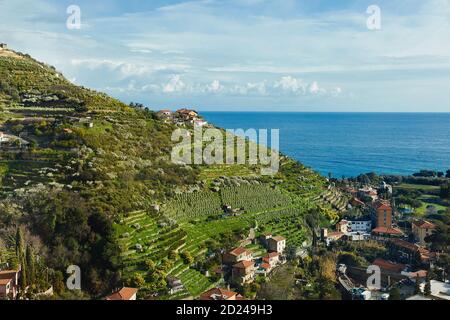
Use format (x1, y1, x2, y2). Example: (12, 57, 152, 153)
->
(202, 112, 450, 178)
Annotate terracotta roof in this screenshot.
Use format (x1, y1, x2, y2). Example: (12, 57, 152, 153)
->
(327, 231, 345, 239)
(233, 260, 254, 269)
(270, 235, 286, 242)
(105, 287, 138, 300)
(200, 288, 238, 300)
(412, 220, 437, 229)
(262, 257, 270, 263)
(0, 278, 12, 285)
(0, 270, 18, 280)
(372, 227, 403, 236)
(373, 258, 406, 273)
(373, 200, 391, 210)
(266, 252, 279, 258)
(229, 247, 251, 256)
(260, 263, 271, 270)
(390, 239, 420, 251)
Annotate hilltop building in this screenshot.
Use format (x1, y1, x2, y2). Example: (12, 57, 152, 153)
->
(199, 288, 244, 300)
(0, 43, 7, 49)
(223, 247, 253, 265)
(412, 220, 436, 245)
(232, 260, 255, 284)
(0, 268, 20, 300)
(105, 287, 138, 300)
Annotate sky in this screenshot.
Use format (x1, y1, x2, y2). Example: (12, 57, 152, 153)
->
(0, 0, 450, 112)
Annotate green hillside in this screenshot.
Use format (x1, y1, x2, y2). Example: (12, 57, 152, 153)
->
(0, 48, 336, 299)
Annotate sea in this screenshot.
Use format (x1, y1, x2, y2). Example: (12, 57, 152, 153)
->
(201, 112, 450, 178)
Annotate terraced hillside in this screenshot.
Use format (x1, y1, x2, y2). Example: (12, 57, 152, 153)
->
(0, 47, 338, 299)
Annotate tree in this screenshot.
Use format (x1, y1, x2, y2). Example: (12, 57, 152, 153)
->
(446, 170, 450, 178)
(25, 245, 36, 286)
(388, 287, 401, 300)
(424, 272, 431, 296)
(128, 273, 145, 288)
(414, 275, 421, 294)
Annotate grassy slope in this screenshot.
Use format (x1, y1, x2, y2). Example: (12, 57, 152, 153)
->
(0, 49, 334, 297)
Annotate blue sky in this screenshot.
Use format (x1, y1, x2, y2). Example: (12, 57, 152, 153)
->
(1, 0, 450, 111)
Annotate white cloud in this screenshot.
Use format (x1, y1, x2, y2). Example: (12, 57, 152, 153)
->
(163, 75, 186, 93)
(274, 76, 307, 93)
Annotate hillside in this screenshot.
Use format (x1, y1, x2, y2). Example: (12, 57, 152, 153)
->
(0, 47, 336, 299)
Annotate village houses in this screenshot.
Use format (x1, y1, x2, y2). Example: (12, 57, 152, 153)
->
(411, 220, 436, 246)
(105, 287, 138, 300)
(0, 268, 20, 300)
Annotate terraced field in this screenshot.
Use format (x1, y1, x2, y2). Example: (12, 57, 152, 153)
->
(115, 184, 316, 298)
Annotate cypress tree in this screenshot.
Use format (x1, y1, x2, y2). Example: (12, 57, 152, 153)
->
(26, 245, 36, 285)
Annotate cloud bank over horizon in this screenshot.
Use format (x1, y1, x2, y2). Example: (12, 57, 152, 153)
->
(1, 0, 450, 112)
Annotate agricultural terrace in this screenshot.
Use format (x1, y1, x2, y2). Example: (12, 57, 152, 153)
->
(115, 184, 318, 299)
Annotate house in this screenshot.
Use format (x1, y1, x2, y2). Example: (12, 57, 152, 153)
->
(358, 187, 378, 202)
(401, 270, 428, 282)
(194, 119, 208, 127)
(105, 287, 138, 300)
(389, 239, 431, 263)
(199, 288, 244, 300)
(257, 262, 273, 275)
(336, 220, 349, 233)
(262, 252, 280, 268)
(372, 226, 404, 238)
(167, 277, 184, 295)
(176, 108, 198, 120)
(222, 247, 253, 265)
(347, 220, 372, 233)
(158, 109, 172, 116)
(0, 269, 20, 300)
(0, 43, 7, 49)
(232, 260, 255, 284)
(372, 200, 393, 228)
(412, 220, 436, 245)
(373, 258, 406, 273)
(259, 233, 273, 246)
(267, 235, 286, 254)
(321, 228, 345, 245)
(419, 280, 450, 300)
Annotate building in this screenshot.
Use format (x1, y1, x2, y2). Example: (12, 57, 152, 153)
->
(199, 288, 244, 300)
(267, 236, 286, 254)
(0, 43, 7, 49)
(176, 108, 198, 120)
(372, 226, 404, 238)
(232, 260, 255, 284)
(389, 239, 431, 264)
(262, 252, 280, 267)
(412, 220, 436, 245)
(193, 119, 208, 127)
(373, 258, 406, 273)
(419, 280, 450, 300)
(0, 269, 20, 300)
(358, 187, 378, 202)
(373, 200, 393, 228)
(336, 220, 349, 233)
(167, 277, 184, 294)
(222, 247, 253, 265)
(347, 220, 372, 233)
(105, 287, 138, 300)
(321, 229, 345, 245)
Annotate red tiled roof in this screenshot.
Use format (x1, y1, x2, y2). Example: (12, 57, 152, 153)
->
(0, 270, 18, 280)
(372, 227, 403, 236)
(200, 288, 238, 300)
(373, 200, 391, 210)
(266, 252, 279, 258)
(412, 220, 436, 229)
(233, 260, 254, 269)
(262, 257, 270, 263)
(229, 247, 251, 256)
(0, 278, 12, 285)
(390, 239, 420, 251)
(260, 263, 271, 270)
(105, 287, 138, 300)
(373, 258, 406, 273)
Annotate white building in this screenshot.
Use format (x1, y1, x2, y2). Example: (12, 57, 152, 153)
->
(347, 220, 372, 233)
